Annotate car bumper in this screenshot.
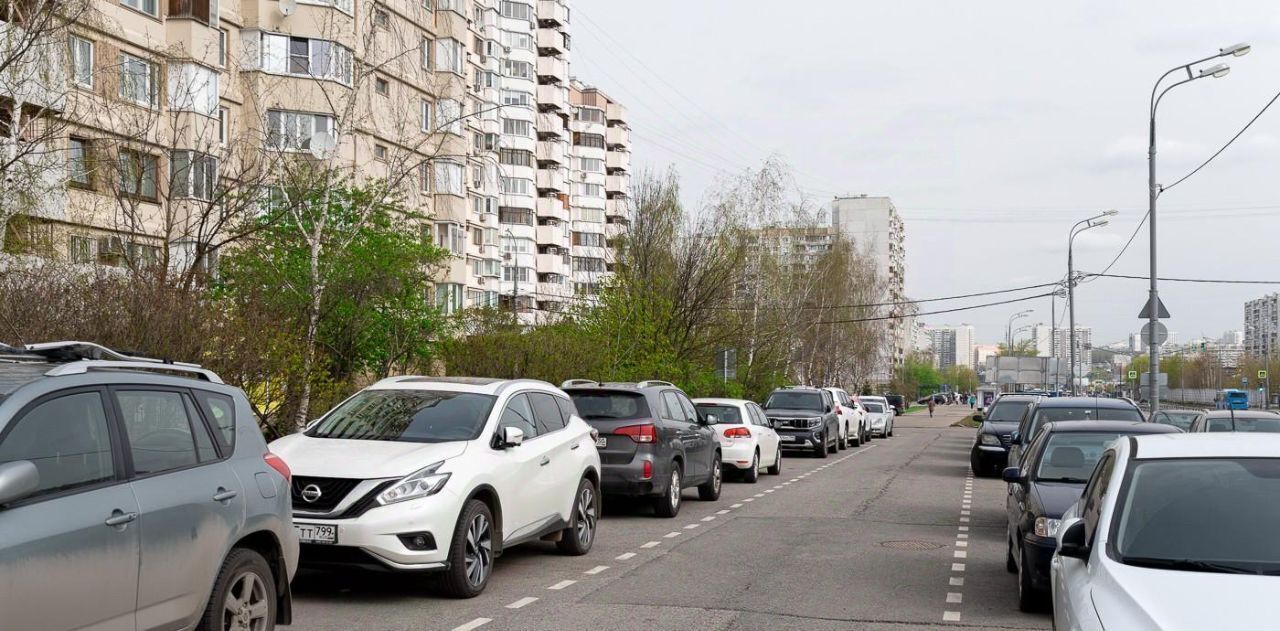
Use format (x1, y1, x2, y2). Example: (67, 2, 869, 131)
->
(776, 430, 824, 449)
(601, 457, 670, 497)
(294, 488, 465, 571)
(718, 440, 759, 469)
(1022, 536, 1057, 591)
(869, 417, 888, 434)
(970, 444, 1009, 465)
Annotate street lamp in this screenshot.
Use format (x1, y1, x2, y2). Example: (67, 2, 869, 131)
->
(1068, 211, 1115, 394)
(1147, 43, 1250, 414)
(1006, 310, 1033, 353)
(1050, 286, 1068, 392)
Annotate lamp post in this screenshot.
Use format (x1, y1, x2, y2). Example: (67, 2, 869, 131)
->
(1050, 286, 1067, 393)
(1069, 211, 1116, 395)
(1147, 42, 1250, 414)
(1007, 310, 1032, 353)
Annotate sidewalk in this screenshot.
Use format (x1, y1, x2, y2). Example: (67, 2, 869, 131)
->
(897, 404, 976, 429)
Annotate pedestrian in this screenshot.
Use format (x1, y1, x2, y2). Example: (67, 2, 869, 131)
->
(969, 394, 976, 409)
(928, 397, 936, 418)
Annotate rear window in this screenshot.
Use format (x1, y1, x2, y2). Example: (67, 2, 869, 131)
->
(695, 404, 742, 424)
(764, 391, 824, 411)
(1207, 416, 1280, 433)
(987, 400, 1030, 422)
(568, 391, 650, 420)
(1034, 407, 1143, 424)
(863, 402, 885, 413)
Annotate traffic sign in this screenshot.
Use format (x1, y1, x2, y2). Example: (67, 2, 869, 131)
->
(1138, 296, 1171, 320)
(1128, 370, 1138, 380)
(1242, 377, 1249, 386)
(1260, 370, 1269, 380)
(1140, 322, 1169, 346)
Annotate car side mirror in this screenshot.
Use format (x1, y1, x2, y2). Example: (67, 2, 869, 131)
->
(1010, 431, 1021, 443)
(825, 405, 832, 414)
(973, 413, 984, 422)
(0, 461, 39, 506)
(1001, 467, 1023, 483)
(1057, 518, 1090, 560)
(501, 427, 524, 448)
(702, 414, 717, 425)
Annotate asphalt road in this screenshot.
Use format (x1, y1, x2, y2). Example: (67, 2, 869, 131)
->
(290, 405, 1052, 631)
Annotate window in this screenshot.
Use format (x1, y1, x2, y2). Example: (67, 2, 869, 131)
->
(69, 235, 93, 263)
(436, 38, 464, 75)
(574, 132, 605, 149)
(373, 8, 390, 28)
(572, 257, 606, 272)
(307, 390, 496, 443)
(69, 36, 93, 87)
(475, 70, 497, 90)
(501, 235, 532, 254)
(419, 162, 431, 192)
(499, 149, 533, 167)
(576, 182, 604, 198)
(502, 118, 531, 137)
(435, 283, 464, 315)
(127, 242, 161, 267)
(116, 390, 212, 474)
(168, 63, 220, 115)
(119, 52, 158, 107)
(499, 393, 538, 439)
(501, 59, 534, 79)
(217, 107, 229, 145)
(421, 38, 432, 69)
(499, 177, 533, 196)
(501, 30, 534, 51)
(117, 150, 157, 199)
(474, 197, 498, 216)
(499, 1, 533, 22)
(433, 161, 464, 195)
(298, 0, 354, 11)
(122, 0, 159, 16)
(217, 29, 228, 66)
(261, 34, 353, 84)
(374, 77, 389, 96)
(193, 391, 237, 451)
(0, 392, 115, 501)
(575, 107, 605, 124)
(436, 99, 462, 135)
(575, 207, 605, 223)
(436, 0, 461, 12)
(68, 138, 91, 187)
(436, 222, 466, 254)
(578, 157, 604, 173)
(265, 109, 334, 151)
(373, 144, 388, 161)
(503, 266, 532, 283)
(170, 151, 218, 201)
(572, 232, 605, 247)
(500, 89, 533, 107)
(529, 393, 566, 434)
(420, 100, 432, 131)
(1081, 452, 1115, 544)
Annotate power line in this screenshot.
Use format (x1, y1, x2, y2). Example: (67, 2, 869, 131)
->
(1161, 85, 1280, 195)
(713, 280, 1064, 311)
(1081, 211, 1148, 283)
(1088, 272, 1280, 285)
(814, 292, 1057, 325)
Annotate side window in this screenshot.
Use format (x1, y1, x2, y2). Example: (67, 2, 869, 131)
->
(1081, 452, 1116, 543)
(677, 394, 698, 424)
(499, 393, 538, 439)
(193, 391, 236, 452)
(660, 392, 683, 422)
(823, 392, 834, 411)
(528, 392, 566, 434)
(185, 397, 218, 462)
(554, 396, 578, 424)
(0, 391, 115, 501)
(116, 390, 213, 475)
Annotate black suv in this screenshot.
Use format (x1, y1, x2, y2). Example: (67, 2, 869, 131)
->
(1008, 396, 1146, 465)
(885, 394, 907, 416)
(761, 387, 840, 458)
(563, 380, 721, 518)
(970, 394, 1039, 477)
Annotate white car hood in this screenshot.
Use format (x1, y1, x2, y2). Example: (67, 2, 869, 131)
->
(1093, 561, 1280, 630)
(270, 433, 469, 479)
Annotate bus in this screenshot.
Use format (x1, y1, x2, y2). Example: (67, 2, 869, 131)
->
(1216, 389, 1250, 410)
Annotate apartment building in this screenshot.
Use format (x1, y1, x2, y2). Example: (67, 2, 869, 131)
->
(1245, 293, 1279, 359)
(831, 195, 906, 381)
(924, 324, 974, 370)
(0, 0, 629, 322)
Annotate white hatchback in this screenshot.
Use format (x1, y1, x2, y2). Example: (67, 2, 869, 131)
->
(270, 377, 602, 598)
(693, 398, 782, 483)
(858, 396, 895, 438)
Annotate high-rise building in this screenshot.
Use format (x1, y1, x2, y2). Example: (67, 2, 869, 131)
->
(1, 0, 629, 323)
(1245, 294, 1279, 358)
(831, 195, 905, 381)
(924, 324, 975, 369)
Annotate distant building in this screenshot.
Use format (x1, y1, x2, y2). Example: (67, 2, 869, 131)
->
(1222, 330, 1245, 345)
(1128, 332, 1147, 353)
(1244, 294, 1278, 358)
(924, 324, 976, 369)
(832, 195, 906, 382)
(973, 344, 1000, 367)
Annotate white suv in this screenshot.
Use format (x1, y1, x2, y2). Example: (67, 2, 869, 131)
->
(823, 387, 865, 448)
(270, 377, 602, 597)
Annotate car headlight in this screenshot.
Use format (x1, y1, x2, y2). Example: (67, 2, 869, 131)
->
(377, 462, 452, 505)
(979, 433, 1002, 446)
(1034, 517, 1061, 538)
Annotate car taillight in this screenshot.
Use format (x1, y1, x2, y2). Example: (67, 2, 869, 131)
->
(641, 460, 652, 479)
(264, 452, 291, 482)
(616, 423, 656, 443)
(723, 427, 751, 438)
(835, 405, 843, 415)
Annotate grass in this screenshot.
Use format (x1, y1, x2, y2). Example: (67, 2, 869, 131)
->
(953, 414, 982, 428)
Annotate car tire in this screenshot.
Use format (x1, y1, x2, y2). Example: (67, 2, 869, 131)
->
(887, 422, 894, 438)
(836, 429, 845, 451)
(766, 449, 782, 475)
(199, 548, 276, 631)
(742, 451, 760, 483)
(440, 499, 496, 598)
(971, 454, 990, 478)
(698, 452, 723, 501)
(653, 464, 682, 518)
(557, 477, 598, 556)
(814, 434, 828, 458)
(849, 426, 861, 447)
(1006, 535, 1018, 574)
(1017, 542, 1043, 613)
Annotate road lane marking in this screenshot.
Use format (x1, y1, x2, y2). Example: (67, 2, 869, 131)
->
(952, 563, 965, 571)
(616, 552, 637, 560)
(753, 493, 764, 497)
(960, 517, 970, 522)
(717, 509, 731, 514)
(764, 489, 775, 493)
(506, 597, 538, 609)
(730, 503, 743, 508)
(453, 619, 492, 631)
(684, 524, 700, 529)
(957, 533, 968, 539)
(956, 541, 968, 547)
(943, 611, 961, 622)
(584, 565, 609, 575)
(641, 541, 660, 548)
(702, 516, 717, 522)
(548, 580, 576, 590)
(953, 550, 967, 558)
(664, 531, 681, 538)
(958, 526, 969, 532)
(950, 577, 964, 586)
(947, 592, 963, 603)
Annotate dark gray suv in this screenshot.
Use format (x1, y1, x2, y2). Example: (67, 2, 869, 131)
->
(762, 387, 841, 458)
(563, 380, 721, 518)
(0, 342, 297, 631)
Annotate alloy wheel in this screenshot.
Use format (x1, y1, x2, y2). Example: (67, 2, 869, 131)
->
(575, 485, 597, 548)
(712, 458, 722, 494)
(669, 469, 681, 511)
(464, 513, 493, 588)
(222, 570, 269, 631)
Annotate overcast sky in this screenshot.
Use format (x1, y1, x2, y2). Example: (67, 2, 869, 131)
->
(570, 0, 1280, 346)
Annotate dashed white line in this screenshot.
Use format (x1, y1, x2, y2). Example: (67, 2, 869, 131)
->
(943, 611, 961, 622)
(957, 533, 968, 540)
(950, 577, 964, 586)
(753, 493, 765, 498)
(640, 541, 660, 548)
(616, 552, 637, 560)
(506, 597, 538, 609)
(684, 523, 700, 529)
(960, 517, 970, 523)
(716, 509, 731, 514)
(958, 526, 969, 532)
(584, 565, 609, 575)
(956, 541, 968, 548)
(730, 503, 743, 508)
(953, 550, 967, 559)
(701, 516, 717, 522)
(664, 531, 681, 538)
(952, 563, 966, 571)
(452, 618, 492, 631)
(744, 498, 755, 502)
(764, 489, 775, 493)
(547, 579, 576, 590)
(946, 592, 963, 604)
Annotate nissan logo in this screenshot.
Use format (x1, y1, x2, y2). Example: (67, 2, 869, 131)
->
(300, 484, 323, 503)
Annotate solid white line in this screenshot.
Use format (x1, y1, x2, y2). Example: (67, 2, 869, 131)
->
(947, 592, 963, 603)
(943, 611, 961, 622)
(640, 541, 660, 548)
(616, 552, 637, 560)
(548, 580, 576, 590)
(584, 565, 609, 575)
(664, 531, 681, 538)
(453, 618, 492, 631)
(506, 597, 538, 609)
(702, 516, 716, 522)
(950, 577, 964, 586)
(952, 563, 966, 571)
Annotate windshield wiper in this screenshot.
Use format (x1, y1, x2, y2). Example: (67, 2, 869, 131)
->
(1121, 556, 1261, 574)
(1034, 477, 1089, 483)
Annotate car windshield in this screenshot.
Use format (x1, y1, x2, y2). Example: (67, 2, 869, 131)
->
(1153, 412, 1198, 431)
(307, 390, 495, 443)
(695, 404, 742, 424)
(764, 391, 823, 411)
(1115, 458, 1280, 575)
(568, 392, 649, 420)
(863, 402, 885, 413)
(1206, 416, 1280, 433)
(1034, 407, 1142, 424)
(987, 400, 1030, 422)
(1034, 432, 1121, 482)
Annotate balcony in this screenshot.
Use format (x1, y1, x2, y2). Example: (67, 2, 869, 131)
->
(606, 174, 630, 195)
(537, 112, 569, 140)
(536, 139, 567, 164)
(537, 196, 570, 222)
(537, 28, 568, 55)
(537, 57, 568, 84)
(537, 84, 570, 112)
(537, 167, 568, 193)
(606, 125, 630, 147)
(536, 225, 570, 248)
(538, 0, 570, 26)
(537, 252, 571, 275)
(168, 0, 216, 25)
(606, 150, 630, 173)
(605, 101, 627, 123)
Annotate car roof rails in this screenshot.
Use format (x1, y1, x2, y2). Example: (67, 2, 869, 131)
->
(560, 379, 600, 388)
(636, 380, 675, 389)
(18, 341, 223, 384)
(44, 361, 224, 383)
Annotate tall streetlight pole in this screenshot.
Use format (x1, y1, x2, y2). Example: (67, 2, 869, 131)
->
(1050, 287, 1067, 393)
(1007, 310, 1032, 353)
(1068, 211, 1116, 395)
(1147, 42, 1250, 414)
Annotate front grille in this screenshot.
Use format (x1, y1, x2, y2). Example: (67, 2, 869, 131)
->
(772, 417, 817, 430)
(335, 480, 397, 519)
(999, 434, 1012, 447)
(292, 476, 361, 513)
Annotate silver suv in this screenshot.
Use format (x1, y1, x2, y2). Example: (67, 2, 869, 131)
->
(0, 342, 298, 631)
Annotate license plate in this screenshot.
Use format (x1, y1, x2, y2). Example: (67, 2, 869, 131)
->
(780, 435, 796, 442)
(596, 437, 608, 448)
(294, 523, 337, 545)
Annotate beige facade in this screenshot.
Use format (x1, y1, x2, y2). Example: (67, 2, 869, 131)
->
(3, 0, 629, 318)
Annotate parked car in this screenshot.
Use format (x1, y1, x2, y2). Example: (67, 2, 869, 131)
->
(1002, 421, 1180, 611)
(272, 377, 602, 598)
(885, 394, 907, 415)
(1051, 434, 1280, 630)
(1187, 409, 1280, 433)
(859, 395, 895, 438)
(564, 380, 721, 518)
(1150, 409, 1202, 431)
(970, 394, 1039, 476)
(693, 398, 782, 482)
(823, 386, 863, 448)
(1009, 396, 1145, 465)
(0, 342, 297, 631)
(762, 387, 840, 458)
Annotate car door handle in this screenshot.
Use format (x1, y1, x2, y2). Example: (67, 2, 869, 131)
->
(571, 442, 580, 450)
(540, 456, 551, 466)
(213, 488, 238, 502)
(104, 511, 138, 527)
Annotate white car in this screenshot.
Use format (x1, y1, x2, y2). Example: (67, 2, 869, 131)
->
(270, 377, 602, 598)
(858, 396, 895, 438)
(823, 387, 865, 448)
(693, 398, 782, 483)
(1051, 434, 1280, 630)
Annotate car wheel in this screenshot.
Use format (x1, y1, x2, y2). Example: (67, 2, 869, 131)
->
(653, 464, 682, 518)
(743, 451, 760, 483)
(766, 448, 782, 475)
(1006, 534, 1018, 574)
(814, 434, 828, 458)
(836, 429, 845, 451)
(440, 500, 495, 598)
(199, 547, 276, 631)
(1017, 542, 1043, 612)
(557, 478, 598, 556)
(698, 453, 723, 500)
(888, 422, 894, 438)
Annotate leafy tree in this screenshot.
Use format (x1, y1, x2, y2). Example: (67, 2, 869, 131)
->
(997, 339, 1039, 357)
